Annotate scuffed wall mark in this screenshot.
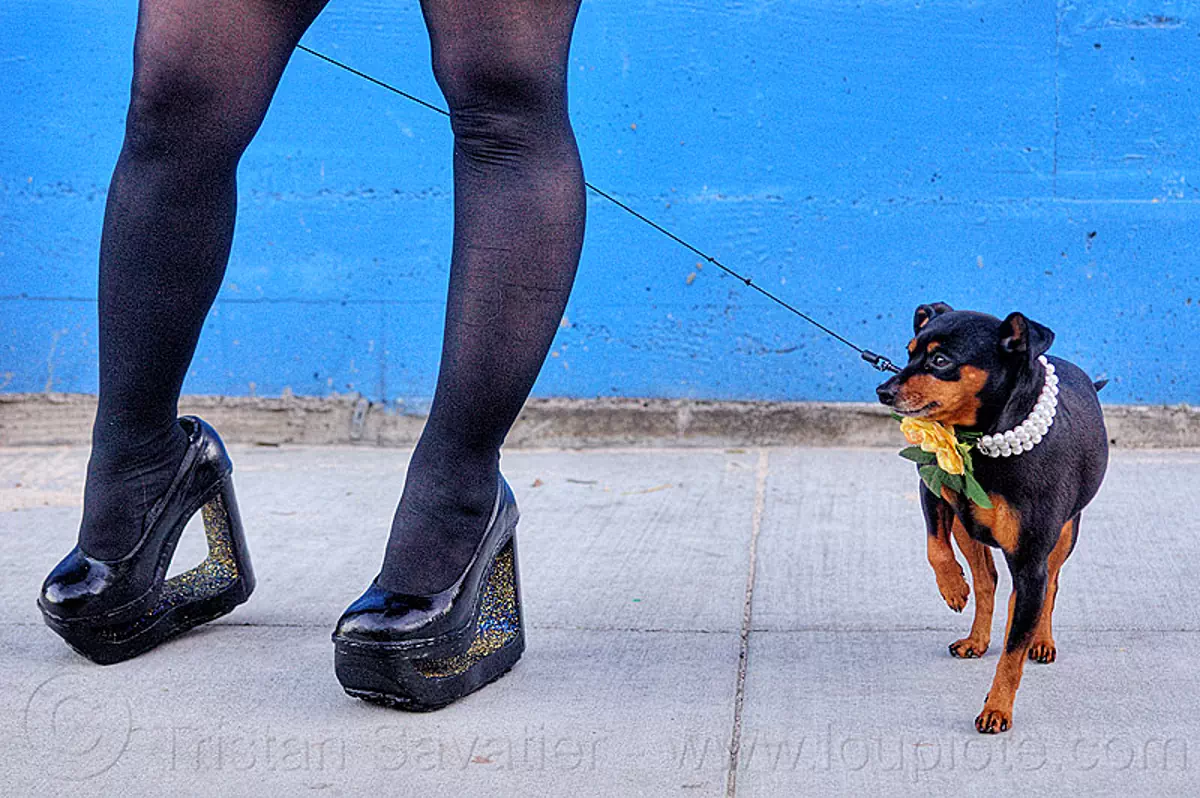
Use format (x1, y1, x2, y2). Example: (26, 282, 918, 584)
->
(246, 187, 452, 204)
(683, 187, 786, 205)
(17, 182, 107, 202)
(1091, 15, 1186, 30)
(43, 328, 65, 393)
(1013, 145, 1048, 179)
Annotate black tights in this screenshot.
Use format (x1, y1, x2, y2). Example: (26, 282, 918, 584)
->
(81, 0, 585, 595)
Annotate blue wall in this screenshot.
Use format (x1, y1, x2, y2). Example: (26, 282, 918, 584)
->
(3, 0, 1198, 408)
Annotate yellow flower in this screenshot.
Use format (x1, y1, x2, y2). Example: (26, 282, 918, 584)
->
(900, 418, 965, 475)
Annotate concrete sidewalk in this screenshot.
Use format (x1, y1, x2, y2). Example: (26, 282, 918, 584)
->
(1, 444, 1196, 796)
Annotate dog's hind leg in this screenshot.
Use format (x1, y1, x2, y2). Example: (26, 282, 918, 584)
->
(948, 517, 997, 659)
(1028, 516, 1078, 664)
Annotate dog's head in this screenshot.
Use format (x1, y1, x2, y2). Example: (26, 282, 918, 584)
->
(875, 303, 1054, 428)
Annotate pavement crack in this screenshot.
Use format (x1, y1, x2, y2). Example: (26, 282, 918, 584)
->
(725, 447, 769, 798)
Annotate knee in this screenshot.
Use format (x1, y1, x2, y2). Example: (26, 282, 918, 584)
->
(123, 52, 262, 167)
(432, 46, 567, 167)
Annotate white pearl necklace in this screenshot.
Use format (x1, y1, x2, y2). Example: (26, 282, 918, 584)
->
(976, 355, 1058, 459)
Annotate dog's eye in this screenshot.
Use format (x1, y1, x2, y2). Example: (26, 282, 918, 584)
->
(929, 353, 953, 369)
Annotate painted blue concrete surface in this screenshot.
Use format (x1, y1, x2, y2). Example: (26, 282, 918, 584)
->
(2, 1, 1198, 407)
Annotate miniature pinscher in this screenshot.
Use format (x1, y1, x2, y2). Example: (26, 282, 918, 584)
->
(876, 303, 1108, 733)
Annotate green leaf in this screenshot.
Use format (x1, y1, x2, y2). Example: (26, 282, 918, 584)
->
(964, 472, 994, 509)
(899, 446, 936, 465)
(890, 412, 905, 423)
(919, 465, 944, 496)
(941, 472, 965, 495)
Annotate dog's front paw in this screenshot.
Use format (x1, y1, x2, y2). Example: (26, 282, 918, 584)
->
(975, 704, 1013, 734)
(935, 570, 970, 613)
(949, 636, 989, 658)
(1028, 639, 1057, 664)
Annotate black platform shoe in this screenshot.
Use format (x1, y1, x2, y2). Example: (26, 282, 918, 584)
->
(333, 475, 525, 711)
(38, 416, 255, 665)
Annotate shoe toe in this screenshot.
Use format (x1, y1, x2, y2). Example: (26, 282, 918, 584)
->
(334, 583, 440, 643)
(39, 549, 114, 616)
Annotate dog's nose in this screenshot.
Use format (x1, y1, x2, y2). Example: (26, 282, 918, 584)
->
(876, 378, 899, 406)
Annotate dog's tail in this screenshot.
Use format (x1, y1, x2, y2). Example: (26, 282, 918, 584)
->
(1093, 379, 1109, 392)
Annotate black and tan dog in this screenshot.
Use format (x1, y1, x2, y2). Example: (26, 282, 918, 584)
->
(876, 303, 1108, 733)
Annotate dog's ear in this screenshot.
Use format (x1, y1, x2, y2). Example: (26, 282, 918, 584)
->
(913, 302, 954, 334)
(998, 312, 1055, 366)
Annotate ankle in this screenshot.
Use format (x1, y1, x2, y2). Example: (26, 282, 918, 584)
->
(401, 461, 497, 522)
(89, 417, 187, 469)
(79, 420, 191, 560)
(377, 446, 502, 595)
(407, 442, 499, 508)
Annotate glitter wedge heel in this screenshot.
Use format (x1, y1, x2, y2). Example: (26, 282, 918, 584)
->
(38, 416, 255, 665)
(333, 475, 524, 711)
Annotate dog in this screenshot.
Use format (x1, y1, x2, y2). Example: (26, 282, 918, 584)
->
(876, 303, 1109, 733)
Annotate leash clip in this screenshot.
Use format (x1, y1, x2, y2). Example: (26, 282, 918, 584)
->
(861, 350, 901, 374)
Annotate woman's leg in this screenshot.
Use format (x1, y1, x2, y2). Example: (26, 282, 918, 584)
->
(378, 0, 586, 594)
(81, 0, 328, 560)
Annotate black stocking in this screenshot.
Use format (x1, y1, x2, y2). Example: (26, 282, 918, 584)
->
(378, 0, 585, 594)
(81, 0, 328, 560)
(81, 0, 586, 598)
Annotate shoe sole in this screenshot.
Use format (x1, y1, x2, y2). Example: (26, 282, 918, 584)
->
(334, 536, 524, 711)
(40, 485, 255, 665)
(337, 632, 524, 712)
(46, 577, 253, 665)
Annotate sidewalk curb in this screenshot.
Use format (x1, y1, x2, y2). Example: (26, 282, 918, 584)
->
(3, 393, 1198, 449)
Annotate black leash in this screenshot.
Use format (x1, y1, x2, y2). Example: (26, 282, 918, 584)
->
(296, 44, 901, 375)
